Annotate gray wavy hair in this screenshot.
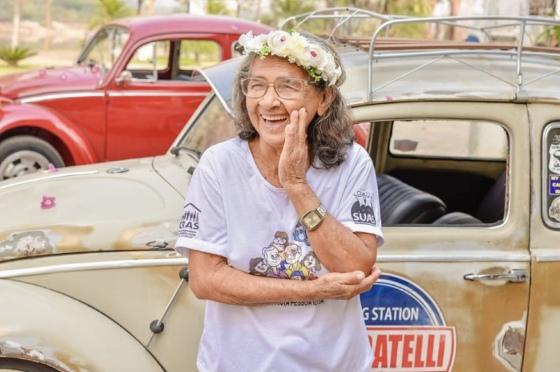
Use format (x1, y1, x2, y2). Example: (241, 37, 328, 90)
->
(231, 33, 354, 169)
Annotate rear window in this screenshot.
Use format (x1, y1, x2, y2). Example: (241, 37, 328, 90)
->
(390, 119, 508, 160)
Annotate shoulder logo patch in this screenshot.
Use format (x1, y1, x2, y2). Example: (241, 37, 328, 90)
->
(351, 190, 376, 225)
(178, 203, 201, 238)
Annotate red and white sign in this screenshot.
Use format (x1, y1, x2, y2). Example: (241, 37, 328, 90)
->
(367, 326, 456, 371)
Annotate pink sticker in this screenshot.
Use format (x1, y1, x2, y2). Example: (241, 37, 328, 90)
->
(47, 163, 58, 173)
(41, 196, 56, 209)
(385, 96, 393, 101)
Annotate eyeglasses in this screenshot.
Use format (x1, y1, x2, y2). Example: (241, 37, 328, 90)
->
(240, 77, 310, 100)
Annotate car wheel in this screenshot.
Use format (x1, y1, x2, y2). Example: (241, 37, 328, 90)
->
(0, 136, 64, 180)
(0, 357, 59, 371)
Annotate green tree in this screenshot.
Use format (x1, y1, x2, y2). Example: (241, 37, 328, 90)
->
(0, 46, 36, 67)
(207, 0, 229, 15)
(261, 0, 314, 28)
(89, 0, 134, 30)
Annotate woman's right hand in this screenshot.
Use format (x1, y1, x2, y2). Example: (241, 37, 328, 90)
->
(312, 266, 381, 300)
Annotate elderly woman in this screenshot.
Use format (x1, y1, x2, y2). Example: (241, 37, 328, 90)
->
(176, 30, 384, 372)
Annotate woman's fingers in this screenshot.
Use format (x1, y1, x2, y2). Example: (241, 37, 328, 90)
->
(316, 268, 381, 300)
(297, 107, 307, 144)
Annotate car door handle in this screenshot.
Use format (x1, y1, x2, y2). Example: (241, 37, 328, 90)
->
(146, 240, 169, 249)
(463, 269, 527, 283)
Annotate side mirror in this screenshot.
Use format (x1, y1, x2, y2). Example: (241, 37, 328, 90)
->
(115, 70, 133, 86)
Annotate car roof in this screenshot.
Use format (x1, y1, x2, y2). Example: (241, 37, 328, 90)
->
(111, 14, 271, 39)
(201, 10, 560, 108)
(338, 44, 560, 105)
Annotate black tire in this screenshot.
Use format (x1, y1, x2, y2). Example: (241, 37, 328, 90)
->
(0, 136, 65, 180)
(0, 357, 59, 371)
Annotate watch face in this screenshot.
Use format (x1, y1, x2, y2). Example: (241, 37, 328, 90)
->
(308, 211, 321, 227)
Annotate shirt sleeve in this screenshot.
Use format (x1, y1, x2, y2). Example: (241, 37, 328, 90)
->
(331, 145, 384, 246)
(175, 153, 228, 258)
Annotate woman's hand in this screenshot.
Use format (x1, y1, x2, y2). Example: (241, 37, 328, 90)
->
(278, 108, 310, 189)
(312, 266, 381, 300)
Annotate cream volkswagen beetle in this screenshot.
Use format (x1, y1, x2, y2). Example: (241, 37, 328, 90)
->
(2, 9, 560, 371)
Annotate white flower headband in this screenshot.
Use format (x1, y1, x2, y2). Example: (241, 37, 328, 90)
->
(238, 30, 342, 86)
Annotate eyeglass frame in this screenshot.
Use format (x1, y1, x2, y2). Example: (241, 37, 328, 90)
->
(240, 76, 316, 100)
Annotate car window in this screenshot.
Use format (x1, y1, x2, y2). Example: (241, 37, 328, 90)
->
(78, 26, 129, 73)
(180, 95, 237, 154)
(379, 119, 509, 226)
(177, 40, 221, 81)
(390, 119, 508, 160)
(126, 41, 171, 80)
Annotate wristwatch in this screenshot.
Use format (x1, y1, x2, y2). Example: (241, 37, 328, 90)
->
(300, 204, 327, 231)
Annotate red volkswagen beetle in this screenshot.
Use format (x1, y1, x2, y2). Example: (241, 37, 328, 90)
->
(0, 14, 270, 179)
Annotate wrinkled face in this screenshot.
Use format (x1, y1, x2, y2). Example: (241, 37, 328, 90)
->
(245, 56, 328, 150)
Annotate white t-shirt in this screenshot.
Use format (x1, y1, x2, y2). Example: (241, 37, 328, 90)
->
(176, 137, 383, 372)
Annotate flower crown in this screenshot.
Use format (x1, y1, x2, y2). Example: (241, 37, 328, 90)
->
(238, 30, 342, 86)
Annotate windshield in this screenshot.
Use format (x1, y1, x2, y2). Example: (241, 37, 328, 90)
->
(77, 26, 130, 73)
(178, 94, 237, 155)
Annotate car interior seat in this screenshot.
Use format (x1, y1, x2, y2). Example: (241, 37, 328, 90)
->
(475, 171, 506, 223)
(432, 171, 506, 225)
(377, 174, 447, 224)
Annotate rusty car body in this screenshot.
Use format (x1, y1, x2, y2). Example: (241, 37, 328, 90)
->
(1, 8, 560, 371)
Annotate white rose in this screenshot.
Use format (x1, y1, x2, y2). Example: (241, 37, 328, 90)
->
(238, 31, 254, 52)
(301, 44, 327, 70)
(253, 34, 268, 49)
(329, 66, 342, 86)
(284, 33, 306, 58)
(267, 31, 290, 57)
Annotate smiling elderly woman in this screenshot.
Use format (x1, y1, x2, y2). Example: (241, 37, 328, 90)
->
(175, 30, 384, 372)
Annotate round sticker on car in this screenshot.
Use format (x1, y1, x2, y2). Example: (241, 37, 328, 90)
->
(360, 273, 456, 371)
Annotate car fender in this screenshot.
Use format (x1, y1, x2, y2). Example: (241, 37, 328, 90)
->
(0, 279, 164, 371)
(0, 103, 98, 164)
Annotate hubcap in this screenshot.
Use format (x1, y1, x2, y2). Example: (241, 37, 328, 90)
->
(0, 150, 51, 180)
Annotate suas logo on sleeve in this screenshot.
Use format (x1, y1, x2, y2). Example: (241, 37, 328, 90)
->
(360, 273, 456, 371)
(351, 190, 376, 225)
(178, 203, 200, 238)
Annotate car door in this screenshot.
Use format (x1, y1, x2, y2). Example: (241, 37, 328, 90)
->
(105, 36, 220, 161)
(355, 101, 530, 371)
(523, 103, 560, 371)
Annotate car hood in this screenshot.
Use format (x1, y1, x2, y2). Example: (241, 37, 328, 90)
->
(0, 155, 189, 261)
(0, 66, 103, 100)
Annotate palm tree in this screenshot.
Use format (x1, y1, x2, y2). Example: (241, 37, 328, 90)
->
(89, 0, 134, 30)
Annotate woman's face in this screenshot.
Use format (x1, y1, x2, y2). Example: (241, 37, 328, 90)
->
(245, 55, 329, 150)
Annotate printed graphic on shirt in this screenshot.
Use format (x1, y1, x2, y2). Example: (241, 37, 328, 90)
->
(248, 230, 322, 280)
(351, 190, 376, 225)
(293, 222, 310, 246)
(178, 203, 201, 238)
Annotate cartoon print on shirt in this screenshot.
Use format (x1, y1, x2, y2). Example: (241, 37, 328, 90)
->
(271, 231, 289, 251)
(249, 257, 269, 276)
(249, 230, 322, 280)
(262, 244, 288, 278)
(302, 252, 322, 280)
(351, 190, 376, 225)
(293, 222, 310, 246)
(284, 243, 308, 279)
